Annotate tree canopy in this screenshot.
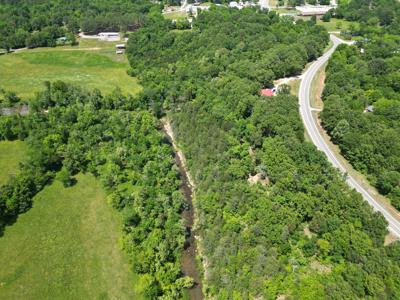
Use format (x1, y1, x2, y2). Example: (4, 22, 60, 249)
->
(127, 7, 400, 299)
(0, 0, 158, 50)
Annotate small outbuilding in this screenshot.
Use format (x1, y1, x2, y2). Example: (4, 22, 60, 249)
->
(260, 88, 276, 97)
(98, 32, 120, 41)
(364, 105, 374, 113)
(115, 44, 126, 49)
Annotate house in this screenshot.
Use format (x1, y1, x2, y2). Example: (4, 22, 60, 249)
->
(260, 88, 276, 97)
(115, 44, 126, 50)
(98, 32, 120, 42)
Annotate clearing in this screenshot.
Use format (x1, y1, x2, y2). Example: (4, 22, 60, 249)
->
(0, 173, 140, 300)
(0, 39, 141, 99)
(163, 10, 188, 20)
(0, 140, 27, 185)
(316, 18, 358, 32)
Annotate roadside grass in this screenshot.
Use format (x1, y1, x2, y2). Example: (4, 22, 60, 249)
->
(310, 62, 326, 109)
(0, 39, 141, 99)
(312, 109, 400, 221)
(0, 140, 27, 185)
(288, 79, 300, 96)
(0, 173, 141, 300)
(305, 61, 400, 230)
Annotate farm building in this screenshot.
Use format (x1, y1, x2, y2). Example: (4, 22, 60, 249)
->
(98, 32, 120, 41)
(296, 5, 333, 16)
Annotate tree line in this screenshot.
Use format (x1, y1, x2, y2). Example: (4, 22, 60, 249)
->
(0, 82, 193, 298)
(127, 7, 400, 299)
(324, 0, 400, 37)
(0, 0, 157, 51)
(321, 30, 400, 208)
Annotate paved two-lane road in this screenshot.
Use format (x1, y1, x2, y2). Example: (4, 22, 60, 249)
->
(299, 34, 400, 237)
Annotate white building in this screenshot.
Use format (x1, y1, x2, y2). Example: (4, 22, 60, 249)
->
(296, 5, 333, 16)
(229, 1, 244, 9)
(186, 4, 210, 17)
(98, 32, 120, 42)
(115, 44, 126, 49)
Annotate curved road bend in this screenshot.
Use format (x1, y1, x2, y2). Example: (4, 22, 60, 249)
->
(299, 34, 400, 237)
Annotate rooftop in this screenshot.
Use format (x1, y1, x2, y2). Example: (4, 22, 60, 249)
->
(260, 89, 275, 97)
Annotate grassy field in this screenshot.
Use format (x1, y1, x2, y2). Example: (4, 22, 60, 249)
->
(163, 10, 188, 20)
(0, 141, 27, 185)
(0, 173, 140, 300)
(0, 39, 141, 99)
(316, 18, 358, 31)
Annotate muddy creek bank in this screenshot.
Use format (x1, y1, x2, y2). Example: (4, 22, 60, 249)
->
(161, 120, 204, 300)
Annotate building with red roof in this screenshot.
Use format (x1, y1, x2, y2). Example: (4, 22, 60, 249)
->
(260, 88, 275, 97)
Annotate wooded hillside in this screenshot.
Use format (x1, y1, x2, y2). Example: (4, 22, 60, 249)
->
(0, 0, 157, 50)
(127, 7, 400, 299)
(0, 83, 190, 298)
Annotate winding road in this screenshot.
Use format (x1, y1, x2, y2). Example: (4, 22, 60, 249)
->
(299, 34, 400, 237)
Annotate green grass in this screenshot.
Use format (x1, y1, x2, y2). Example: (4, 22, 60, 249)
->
(0, 41, 141, 99)
(163, 10, 188, 20)
(317, 18, 358, 32)
(0, 140, 27, 185)
(0, 173, 141, 300)
(272, 7, 299, 14)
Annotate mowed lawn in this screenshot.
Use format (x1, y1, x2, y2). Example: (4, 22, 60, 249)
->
(0, 140, 27, 185)
(0, 173, 140, 300)
(317, 18, 358, 31)
(0, 43, 141, 99)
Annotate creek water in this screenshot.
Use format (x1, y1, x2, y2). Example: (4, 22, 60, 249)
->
(162, 121, 204, 300)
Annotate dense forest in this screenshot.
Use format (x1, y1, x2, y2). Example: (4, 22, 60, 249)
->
(321, 38, 400, 209)
(127, 7, 400, 299)
(1, 0, 400, 298)
(332, 0, 400, 35)
(0, 0, 157, 50)
(0, 83, 192, 298)
(321, 0, 400, 210)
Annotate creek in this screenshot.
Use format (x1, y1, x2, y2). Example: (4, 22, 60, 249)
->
(162, 120, 204, 300)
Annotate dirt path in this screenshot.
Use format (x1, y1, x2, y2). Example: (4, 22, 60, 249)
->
(161, 119, 204, 300)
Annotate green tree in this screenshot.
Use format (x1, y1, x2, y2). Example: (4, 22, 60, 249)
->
(57, 167, 75, 187)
